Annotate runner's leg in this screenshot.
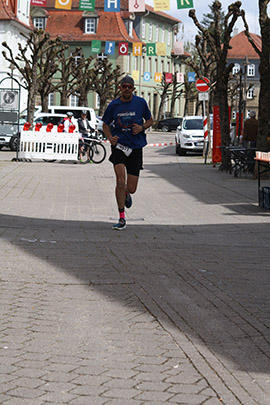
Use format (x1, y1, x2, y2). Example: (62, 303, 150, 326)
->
(126, 174, 139, 195)
(114, 163, 126, 213)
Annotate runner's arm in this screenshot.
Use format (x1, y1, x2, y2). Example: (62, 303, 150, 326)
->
(103, 122, 119, 145)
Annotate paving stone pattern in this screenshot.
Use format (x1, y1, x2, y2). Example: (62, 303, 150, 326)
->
(0, 140, 269, 404)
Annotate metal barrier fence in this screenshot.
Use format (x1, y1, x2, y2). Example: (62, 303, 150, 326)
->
(19, 131, 79, 161)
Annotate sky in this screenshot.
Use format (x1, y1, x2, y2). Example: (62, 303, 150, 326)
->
(147, 0, 260, 42)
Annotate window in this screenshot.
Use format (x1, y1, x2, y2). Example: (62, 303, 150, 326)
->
(124, 20, 133, 37)
(247, 86, 254, 99)
(48, 93, 54, 107)
(142, 56, 145, 73)
(142, 20, 146, 39)
(149, 23, 152, 41)
(134, 56, 138, 71)
(161, 59, 164, 73)
(155, 58, 158, 72)
(85, 18, 96, 34)
(127, 53, 131, 73)
(232, 63, 240, 75)
(167, 61, 170, 72)
(167, 29, 171, 46)
(232, 110, 236, 120)
(247, 63, 255, 76)
(155, 25, 159, 42)
(161, 26, 165, 43)
(72, 52, 81, 65)
(148, 57, 152, 72)
(70, 95, 78, 107)
(33, 17, 45, 30)
(96, 94, 100, 109)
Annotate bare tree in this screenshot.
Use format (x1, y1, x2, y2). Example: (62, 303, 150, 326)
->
(2, 29, 62, 124)
(189, 1, 243, 170)
(170, 73, 185, 117)
(88, 59, 123, 115)
(56, 47, 81, 106)
(242, 0, 270, 151)
(155, 73, 173, 126)
(73, 55, 94, 107)
(37, 41, 68, 112)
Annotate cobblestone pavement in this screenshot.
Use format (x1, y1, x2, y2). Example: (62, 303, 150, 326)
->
(0, 135, 269, 404)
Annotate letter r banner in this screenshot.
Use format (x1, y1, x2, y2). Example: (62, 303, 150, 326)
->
(176, 0, 193, 9)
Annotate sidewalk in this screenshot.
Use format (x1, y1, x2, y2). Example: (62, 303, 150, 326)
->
(0, 140, 269, 405)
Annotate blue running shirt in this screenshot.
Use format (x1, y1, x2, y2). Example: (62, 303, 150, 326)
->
(102, 95, 151, 149)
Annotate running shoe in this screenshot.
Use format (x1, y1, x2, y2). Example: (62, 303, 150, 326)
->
(112, 218, 126, 230)
(125, 192, 132, 208)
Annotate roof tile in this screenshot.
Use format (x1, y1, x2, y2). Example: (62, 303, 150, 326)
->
(227, 30, 261, 59)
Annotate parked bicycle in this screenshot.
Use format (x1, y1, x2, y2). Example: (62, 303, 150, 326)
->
(80, 136, 106, 164)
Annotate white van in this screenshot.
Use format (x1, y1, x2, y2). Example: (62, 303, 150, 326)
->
(20, 106, 97, 131)
(48, 106, 96, 130)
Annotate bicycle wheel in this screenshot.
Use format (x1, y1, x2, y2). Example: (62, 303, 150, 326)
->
(90, 142, 106, 164)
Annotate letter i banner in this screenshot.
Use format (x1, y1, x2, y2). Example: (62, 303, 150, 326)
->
(55, 0, 72, 9)
(79, 0, 95, 10)
(31, 0, 47, 6)
(129, 0, 145, 12)
(133, 43, 142, 56)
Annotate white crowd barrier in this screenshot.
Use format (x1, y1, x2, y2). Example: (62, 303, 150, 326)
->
(19, 131, 79, 161)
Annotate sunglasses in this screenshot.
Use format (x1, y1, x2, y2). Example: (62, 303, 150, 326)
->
(121, 84, 134, 89)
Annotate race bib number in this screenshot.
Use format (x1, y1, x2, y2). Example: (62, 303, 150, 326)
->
(116, 143, 132, 157)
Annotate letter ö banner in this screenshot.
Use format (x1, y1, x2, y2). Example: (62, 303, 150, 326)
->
(118, 42, 128, 56)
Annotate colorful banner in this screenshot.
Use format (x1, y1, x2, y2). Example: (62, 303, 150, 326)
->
(156, 43, 166, 56)
(118, 42, 128, 55)
(187, 72, 195, 82)
(129, 0, 145, 12)
(105, 41, 115, 55)
(176, 72, 185, 83)
(133, 43, 142, 56)
(31, 0, 47, 5)
(154, 0, 170, 10)
(132, 70, 139, 81)
(104, 0, 120, 12)
(91, 40, 101, 53)
(146, 43, 156, 56)
(79, 0, 95, 10)
(154, 73, 162, 83)
(55, 0, 72, 9)
(165, 73, 173, 83)
(173, 42, 184, 55)
(177, 0, 194, 9)
(143, 72, 151, 81)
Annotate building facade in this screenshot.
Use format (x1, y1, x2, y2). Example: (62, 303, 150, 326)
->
(31, 0, 185, 119)
(227, 30, 261, 120)
(0, 0, 32, 111)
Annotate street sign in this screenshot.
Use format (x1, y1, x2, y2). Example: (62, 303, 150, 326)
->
(195, 77, 210, 92)
(198, 92, 209, 101)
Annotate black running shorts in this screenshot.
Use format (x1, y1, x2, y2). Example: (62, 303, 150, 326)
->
(109, 146, 143, 177)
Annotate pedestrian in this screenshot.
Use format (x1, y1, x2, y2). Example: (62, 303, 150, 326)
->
(102, 75, 153, 230)
(242, 110, 258, 148)
(77, 110, 94, 162)
(63, 111, 75, 133)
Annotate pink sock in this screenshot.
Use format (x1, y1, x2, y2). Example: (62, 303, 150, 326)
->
(119, 210, 125, 220)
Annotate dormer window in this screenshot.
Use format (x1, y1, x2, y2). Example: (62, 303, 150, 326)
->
(232, 63, 240, 75)
(33, 17, 45, 30)
(124, 20, 133, 37)
(85, 18, 97, 34)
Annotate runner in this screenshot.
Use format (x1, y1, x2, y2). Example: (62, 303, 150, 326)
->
(102, 75, 153, 230)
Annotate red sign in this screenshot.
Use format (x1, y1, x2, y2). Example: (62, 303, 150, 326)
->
(195, 77, 210, 92)
(118, 42, 128, 56)
(31, 0, 47, 5)
(212, 105, 222, 164)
